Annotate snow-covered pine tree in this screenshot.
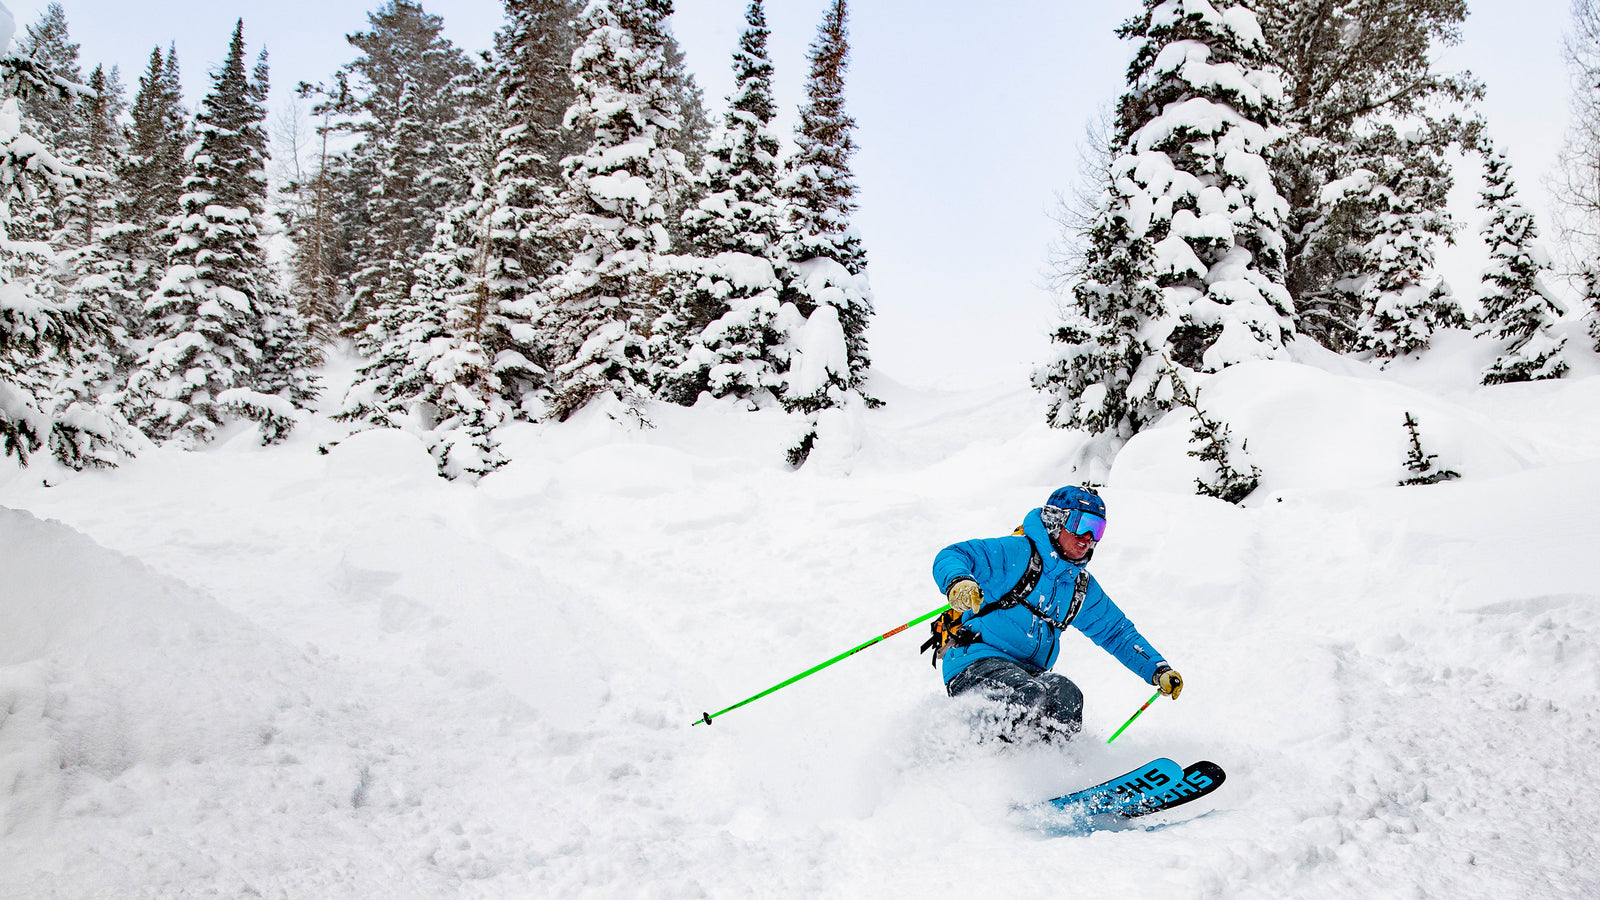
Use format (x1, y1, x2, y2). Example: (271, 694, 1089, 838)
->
(431, 0, 585, 421)
(543, 0, 692, 423)
(73, 65, 124, 245)
(663, 0, 796, 406)
(1347, 124, 1468, 359)
(1397, 411, 1459, 485)
(13, 3, 83, 156)
(359, 79, 433, 332)
(119, 45, 190, 303)
(1177, 380, 1260, 504)
(779, 0, 873, 415)
(1125, 0, 1294, 373)
(337, 196, 512, 479)
(1036, 0, 1292, 439)
(126, 21, 315, 447)
(399, 204, 513, 479)
(12, 2, 105, 262)
(336, 88, 487, 435)
(9, 2, 91, 259)
(51, 63, 139, 460)
(1255, 0, 1480, 353)
(0, 14, 123, 469)
(489, 0, 582, 305)
(339, 0, 582, 479)
(1032, 187, 1169, 437)
(313, 1, 479, 341)
(1475, 147, 1569, 384)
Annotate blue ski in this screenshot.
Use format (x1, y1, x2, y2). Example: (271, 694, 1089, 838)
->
(1037, 758, 1226, 824)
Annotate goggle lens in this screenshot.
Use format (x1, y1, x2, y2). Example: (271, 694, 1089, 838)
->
(1064, 511, 1106, 542)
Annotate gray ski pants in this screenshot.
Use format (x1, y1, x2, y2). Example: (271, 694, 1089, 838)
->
(946, 656, 1084, 740)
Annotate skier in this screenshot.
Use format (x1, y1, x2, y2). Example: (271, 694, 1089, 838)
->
(926, 486, 1182, 741)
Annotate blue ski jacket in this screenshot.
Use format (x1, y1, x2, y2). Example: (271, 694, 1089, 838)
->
(931, 508, 1166, 685)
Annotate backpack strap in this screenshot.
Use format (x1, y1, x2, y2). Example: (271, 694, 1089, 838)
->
(982, 536, 1088, 633)
(922, 538, 1088, 667)
(1059, 569, 1089, 631)
(983, 537, 1043, 613)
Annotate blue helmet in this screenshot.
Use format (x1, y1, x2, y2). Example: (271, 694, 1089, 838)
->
(1043, 486, 1107, 543)
(1046, 485, 1105, 518)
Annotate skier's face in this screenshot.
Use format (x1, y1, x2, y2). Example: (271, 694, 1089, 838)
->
(1057, 527, 1096, 561)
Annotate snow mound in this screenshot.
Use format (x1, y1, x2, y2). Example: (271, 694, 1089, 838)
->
(1112, 360, 1536, 498)
(1, 507, 318, 829)
(321, 427, 439, 483)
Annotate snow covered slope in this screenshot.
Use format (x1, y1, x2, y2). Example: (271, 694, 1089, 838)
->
(3, 343, 1599, 897)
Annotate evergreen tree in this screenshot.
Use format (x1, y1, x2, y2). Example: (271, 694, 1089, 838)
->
(14, 3, 83, 156)
(336, 77, 495, 437)
(1398, 411, 1459, 485)
(362, 79, 432, 325)
(1476, 148, 1569, 384)
(664, 0, 797, 406)
(125, 21, 316, 447)
(74, 65, 124, 243)
(1348, 124, 1468, 359)
(13, 2, 106, 260)
(53, 63, 139, 449)
(7, 2, 87, 262)
(1032, 193, 1169, 437)
(489, 0, 582, 300)
(339, 0, 584, 477)
(337, 202, 511, 479)
(1036, 0, 1292, 438)
(454, 0, 582, 409)
(404, 209, 513, 479)
(543, 0, 692, 423)
(310, 1, 479, 339)
(1178, 380, 1260, 504)
(1256, 0, 1480, 352)
(779, 0, 873, 414)
(119, 44, 191, 301)
(0, 24, 124, 469)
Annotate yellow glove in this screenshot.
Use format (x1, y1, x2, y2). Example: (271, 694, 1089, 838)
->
(946, 579, 983, 614)
(1153, 665, 1183, 699)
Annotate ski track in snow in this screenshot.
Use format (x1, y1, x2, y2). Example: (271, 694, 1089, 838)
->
(3, 353, 1600, 897)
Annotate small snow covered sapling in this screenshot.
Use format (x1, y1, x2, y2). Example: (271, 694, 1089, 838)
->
(1398, 412, 1460, 486)
(1176, 381, 1260, 505)
(786, 428, 816, 469)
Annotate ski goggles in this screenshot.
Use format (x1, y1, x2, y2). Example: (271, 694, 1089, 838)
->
(1042, 505, 1107, 542)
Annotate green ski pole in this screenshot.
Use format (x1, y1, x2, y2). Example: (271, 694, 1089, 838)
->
(693, 605, 950, 726)
(1106, 690, 1162, 744)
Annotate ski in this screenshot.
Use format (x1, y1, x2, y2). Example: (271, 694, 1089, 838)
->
(1028, 758, 1226, 828)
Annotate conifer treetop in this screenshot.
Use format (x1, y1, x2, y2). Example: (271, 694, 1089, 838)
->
(786, 0, 859, 247)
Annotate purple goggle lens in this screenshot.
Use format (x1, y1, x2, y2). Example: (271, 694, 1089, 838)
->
(1053, 509, 1105, 542)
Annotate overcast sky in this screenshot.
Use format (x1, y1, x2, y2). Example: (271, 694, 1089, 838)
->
(1, 0, 1579, 389)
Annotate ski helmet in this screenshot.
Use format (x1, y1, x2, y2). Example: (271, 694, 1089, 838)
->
(1045, 485, 1106, 518)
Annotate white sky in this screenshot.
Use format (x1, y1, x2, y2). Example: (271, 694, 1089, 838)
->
(1, 0, 1580, 389)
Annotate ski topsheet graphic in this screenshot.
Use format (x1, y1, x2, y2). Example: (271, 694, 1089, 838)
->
(1024, 757, 1226, 831)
